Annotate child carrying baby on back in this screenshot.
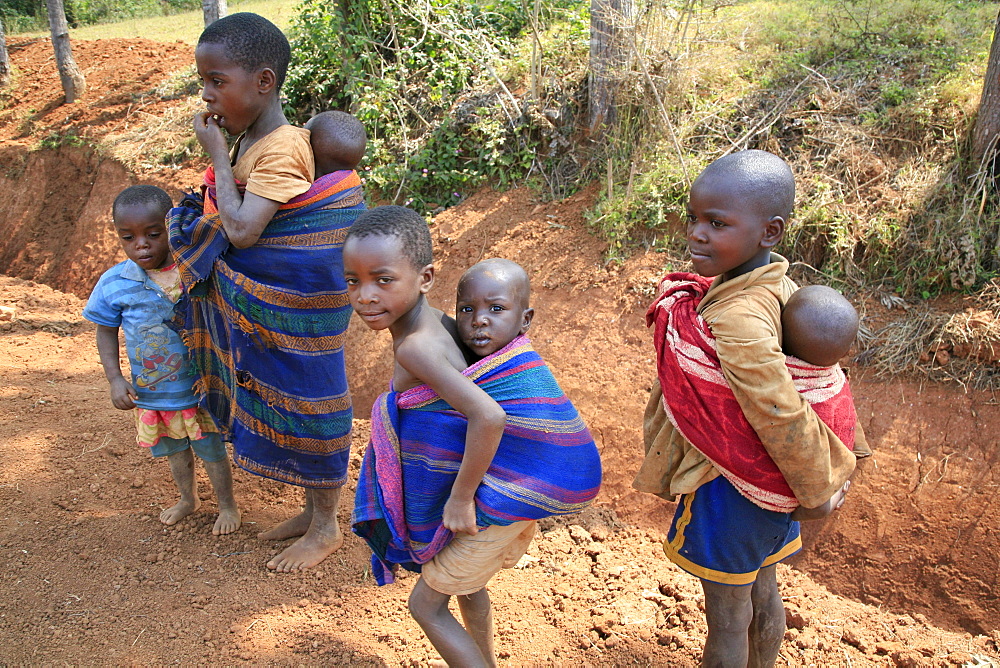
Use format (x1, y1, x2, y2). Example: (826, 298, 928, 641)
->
(344, 206, 601, 667)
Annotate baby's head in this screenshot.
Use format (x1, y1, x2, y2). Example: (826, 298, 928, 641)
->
(112, 185, 174, 272)
(305, 111, 367, 177)
(343, 206, 434, 332)
(195, 13, 290, 135)
(687, 150, 794, 279)
(782, 285, 859, 367)
(456, 259, 534, 358)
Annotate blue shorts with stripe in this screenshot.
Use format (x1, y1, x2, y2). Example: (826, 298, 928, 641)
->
(663, 475, 801, 586)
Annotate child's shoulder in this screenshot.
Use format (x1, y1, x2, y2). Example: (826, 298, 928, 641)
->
(396, 313, 461, 360)
(84, 260, 143, 323)
(258, 124, 311, 153)
(393, 309, 468, 385)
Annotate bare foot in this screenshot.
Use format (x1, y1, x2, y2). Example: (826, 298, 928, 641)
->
(257, 511, 311, 541)
(213, 506, 242, 535)
(265, 528, 343, 572)
(160, 498, 200, 526)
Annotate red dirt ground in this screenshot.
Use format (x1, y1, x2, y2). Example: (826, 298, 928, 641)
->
(1, 37, 999, 666)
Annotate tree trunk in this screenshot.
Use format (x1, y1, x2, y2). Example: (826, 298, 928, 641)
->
(588, 0, 632, 136)
(46, 0, 85, 103)
(0, 19, 10, 89)
(202, 0, 228, 27)
(973, 10, 1000, 168)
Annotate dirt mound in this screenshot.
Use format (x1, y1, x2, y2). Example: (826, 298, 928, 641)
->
(0, 37, 193, 147)
(1, 37, 999, 666)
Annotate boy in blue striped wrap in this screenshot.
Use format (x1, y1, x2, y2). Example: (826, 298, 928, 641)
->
(344, 211, 601, 668)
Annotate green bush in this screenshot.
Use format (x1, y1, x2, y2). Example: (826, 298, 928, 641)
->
(284, 0, 588, 213)
(0, 0, 46, 32)
(586, 0, 997, 294)
(66, 0, 200, 28)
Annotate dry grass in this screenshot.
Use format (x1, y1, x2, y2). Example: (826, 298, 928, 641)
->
(99, 96, 202, 172)
(859, 280, 1000, 390)
(12, 0, 300, 43)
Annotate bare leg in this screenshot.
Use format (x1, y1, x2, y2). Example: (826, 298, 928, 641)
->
(457, 588, 497, 668)
(258, 487, 311, 540)
(748, 565, 784, 668)
(700, 578, 753, 667)
(409, 577, 489, 668)
(202, 458, 242, 535)
(160, 448, 200, 525)
(266, 487, 343, 571)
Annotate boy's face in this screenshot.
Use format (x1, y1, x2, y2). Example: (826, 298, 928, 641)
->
(343, 234, 433, 335)
(195, 42, 268, 136)
(686, 173, 783, 281)
(114, 204, 171, 271)
(456, 269, 533, 357)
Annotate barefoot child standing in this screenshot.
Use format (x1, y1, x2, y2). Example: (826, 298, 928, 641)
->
(170, 13, 366, 571)
(345, 212, 601, 667)
(84, 185, 240, 535)
(635, 150, 869, 666)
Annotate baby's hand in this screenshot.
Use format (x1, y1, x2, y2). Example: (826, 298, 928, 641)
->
(442, 495, 478, 536)
(193, 111, 228, 156)
(109, 376, 138, 410)
(791, 480, 851, 521)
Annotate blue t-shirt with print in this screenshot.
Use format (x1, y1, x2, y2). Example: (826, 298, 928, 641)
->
(83, 260, 198, 411)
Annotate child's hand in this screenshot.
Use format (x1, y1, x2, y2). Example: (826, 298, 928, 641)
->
(108, 376, 138, 410)
(193, 111, 228, 157)
(791, 479, 850, 521)
(442, 495, 478, 536)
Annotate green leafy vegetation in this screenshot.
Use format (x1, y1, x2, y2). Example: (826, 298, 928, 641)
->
(585, 0, 998, 295)
(283, 0, 589, 213)
(1, 0, 199, 32)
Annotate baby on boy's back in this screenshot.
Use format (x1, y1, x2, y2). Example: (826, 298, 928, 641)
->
(780, 283, 866, 520)
(782, 284, 859, 368)
(306, 110, 366, 178)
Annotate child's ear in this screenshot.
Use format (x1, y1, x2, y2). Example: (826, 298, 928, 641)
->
(258, 68, 277, 95)
(761, 215, 785, 249)
(419, 264, 435, 294)
(520, 307, 534, 334)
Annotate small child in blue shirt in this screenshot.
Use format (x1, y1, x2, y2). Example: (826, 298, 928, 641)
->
(84, 185, 240, 535)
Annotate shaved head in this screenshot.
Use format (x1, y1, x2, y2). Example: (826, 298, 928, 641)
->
(696, 150, 795, 221)
(459, 258, 531, 310)
(782, 284, 859, 367)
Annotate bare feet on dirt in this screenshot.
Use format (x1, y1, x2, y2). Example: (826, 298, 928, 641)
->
(212, 506, 242, 535)
(159, 498, 201, 525)
(257, 510, 311, 541)
(266, 527, 345, 572)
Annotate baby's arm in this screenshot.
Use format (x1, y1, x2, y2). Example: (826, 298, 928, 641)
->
(95, 325, 137, 410)
(396, 340, 506, 536)
(790, 479, 851, 521)
(193, 112, 281, 248)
